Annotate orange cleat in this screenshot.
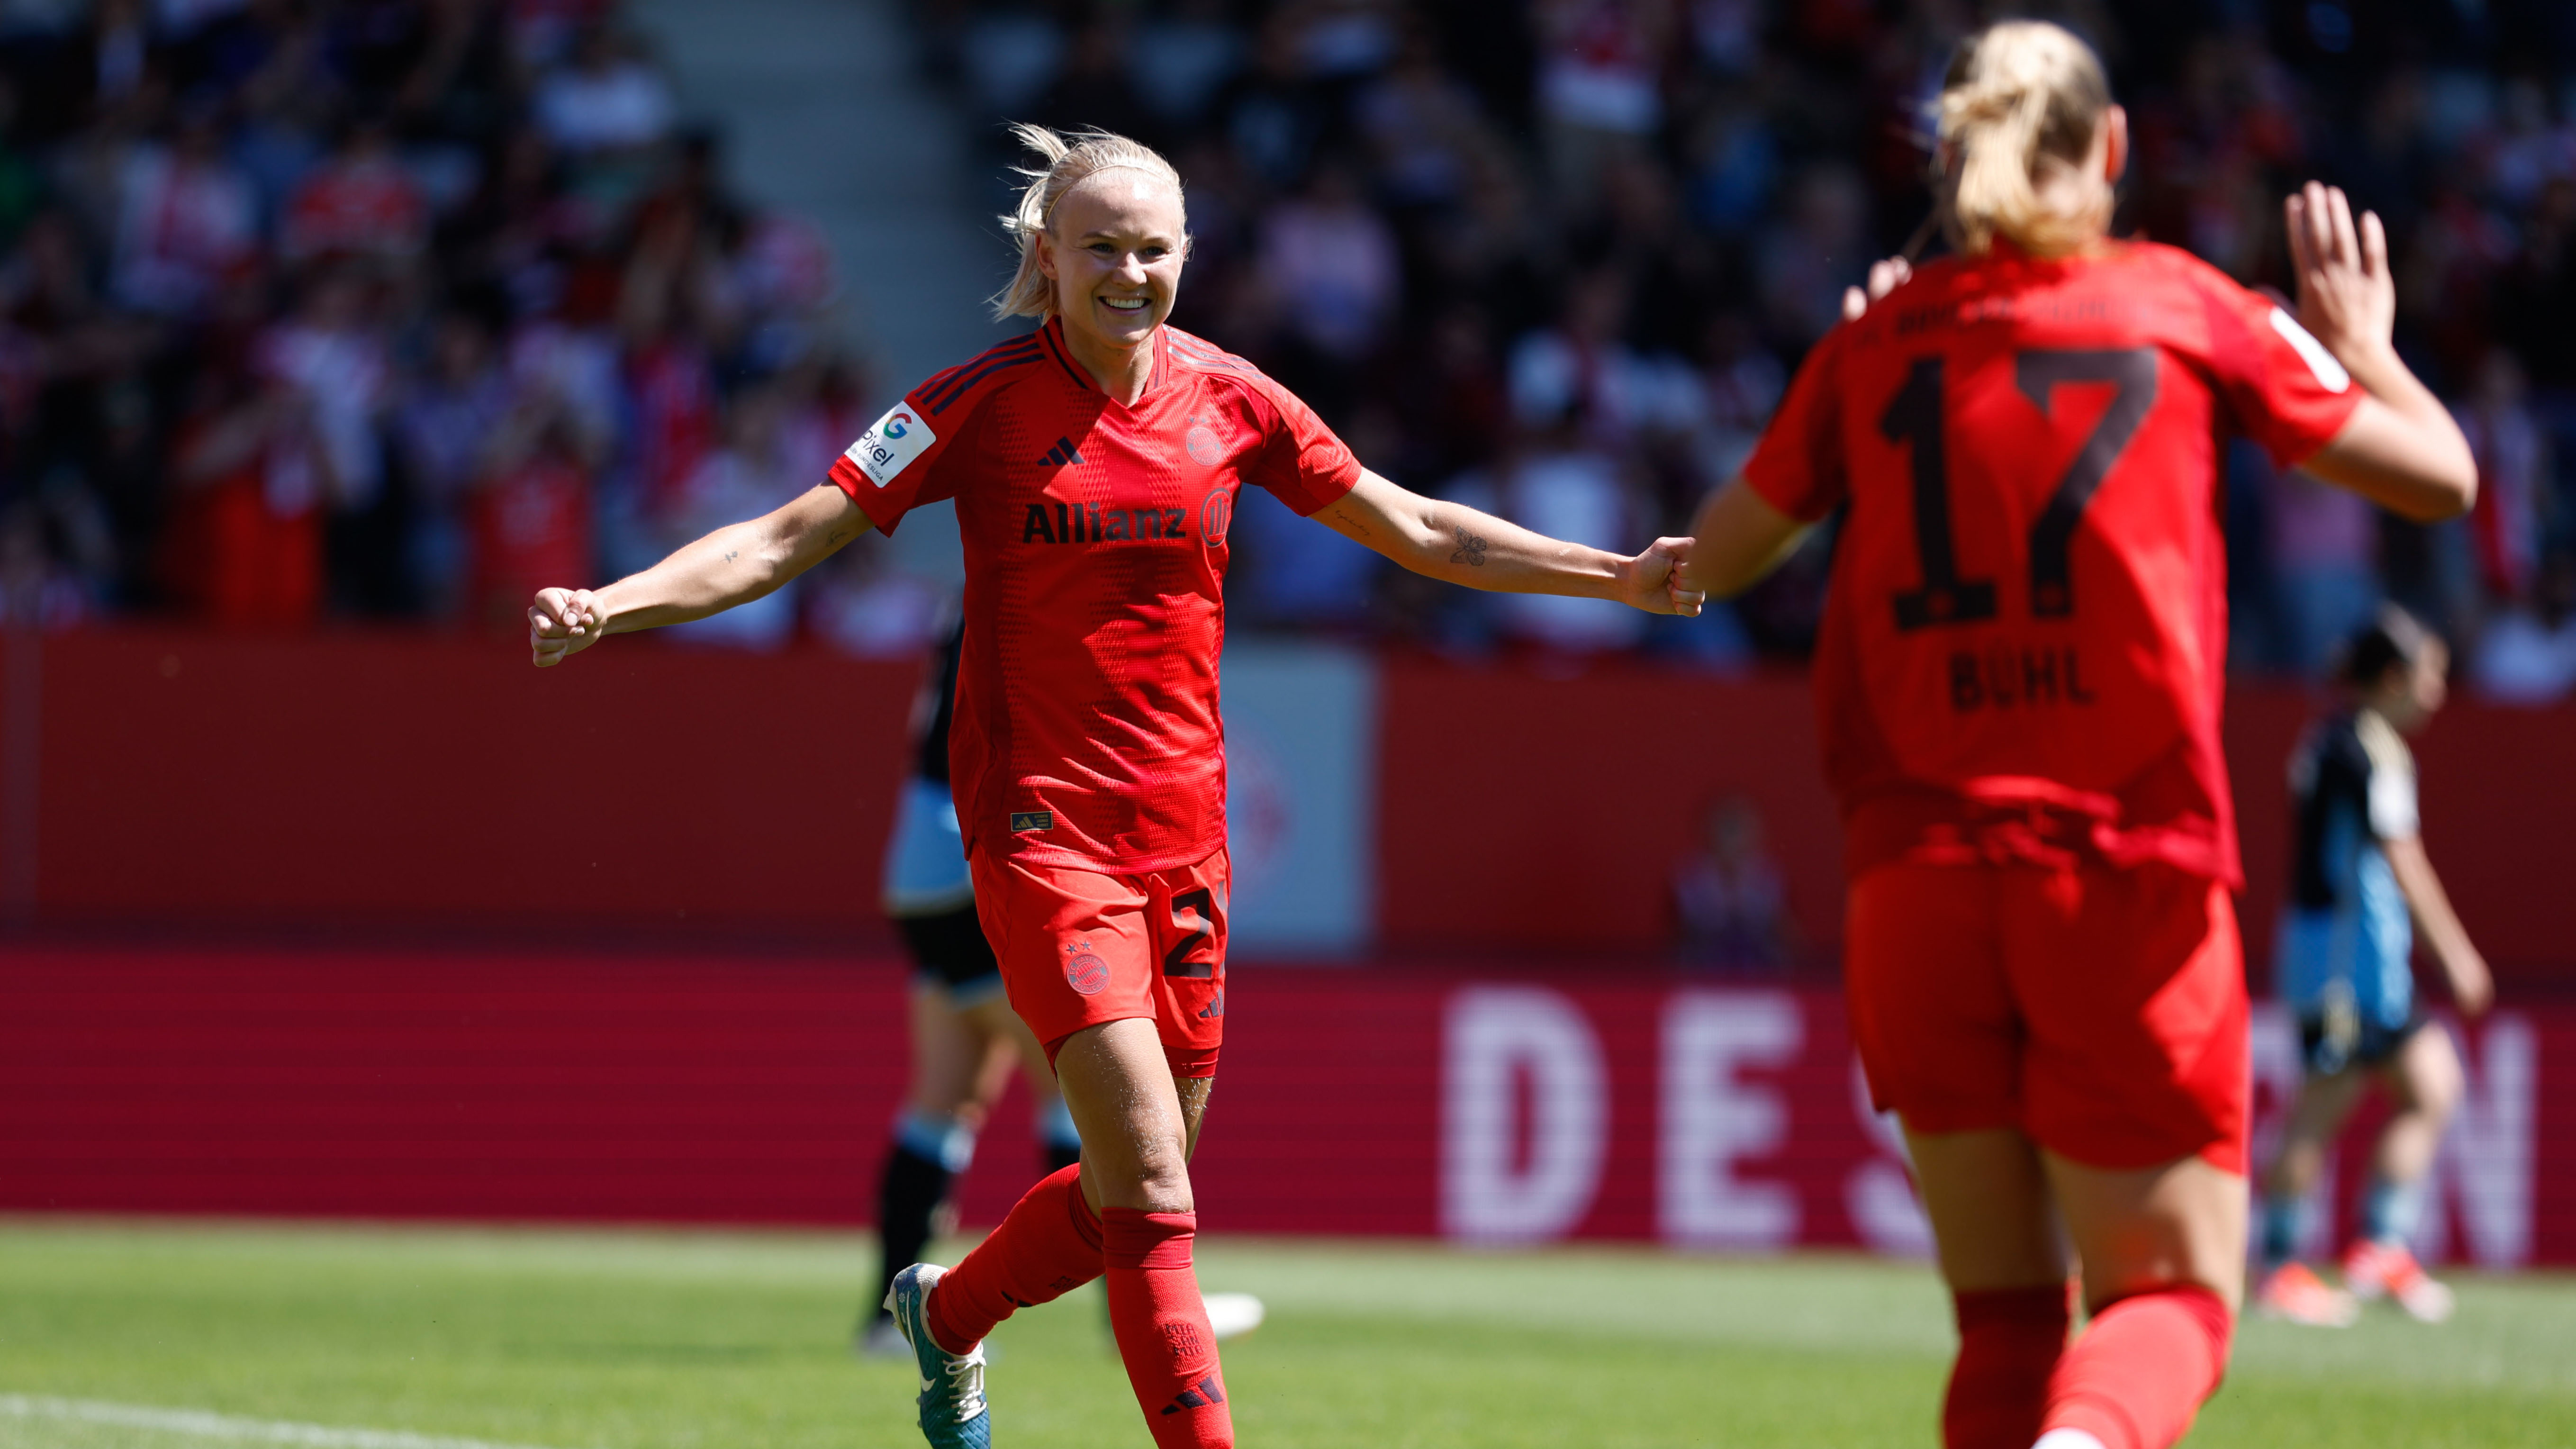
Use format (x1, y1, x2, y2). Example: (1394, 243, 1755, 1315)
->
(2342, 1240, 2456, 1323)
(2255, 1261, 2359, 1327)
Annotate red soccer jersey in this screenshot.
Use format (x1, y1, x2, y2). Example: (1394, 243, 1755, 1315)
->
(1743, 241, 2363, 885)
(827, 320, 1360, 872)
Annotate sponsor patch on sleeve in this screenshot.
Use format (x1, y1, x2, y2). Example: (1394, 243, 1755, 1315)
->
(2268, 307, 2352, 394)
(844, 402, 937, 487)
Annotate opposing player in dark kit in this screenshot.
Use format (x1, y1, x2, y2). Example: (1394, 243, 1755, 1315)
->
(2255, 606, 2492, 1327)
(1680, 21, 2474, 1449)
(530, 124, 1701, 1449)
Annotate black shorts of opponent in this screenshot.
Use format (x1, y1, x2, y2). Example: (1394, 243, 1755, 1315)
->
(898, 898, 1004, 1002)
(2297, 1007, 2428, 1078)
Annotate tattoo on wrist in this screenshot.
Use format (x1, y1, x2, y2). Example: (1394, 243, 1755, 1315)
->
(723, 549, 739, 562)
(1450, 524, 1489, 568)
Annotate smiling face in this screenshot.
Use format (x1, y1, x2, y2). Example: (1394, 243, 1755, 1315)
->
(1035, 169, 1188, 359)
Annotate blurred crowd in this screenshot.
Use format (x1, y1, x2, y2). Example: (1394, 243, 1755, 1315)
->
(921, 0, 2576, 698)
(0, 0, 882, 643)
(4, 2, 2576, 702)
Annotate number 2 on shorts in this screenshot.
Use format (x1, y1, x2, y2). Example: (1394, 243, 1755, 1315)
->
(1163, 887, 1219, 978)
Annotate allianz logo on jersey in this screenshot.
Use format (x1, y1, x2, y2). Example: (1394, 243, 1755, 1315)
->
(1022, 481, 1234, 548)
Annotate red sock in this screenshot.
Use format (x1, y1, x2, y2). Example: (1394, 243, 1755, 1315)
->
(923, 1163, 1103, 1354)
(1943, 1282, 2073, 1449)
(1103, 1207, 1231, 1449)
(2041, 1286, 2234, 1449)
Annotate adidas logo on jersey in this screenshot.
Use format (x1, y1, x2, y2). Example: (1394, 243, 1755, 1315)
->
(1038, 437, 1085, 467)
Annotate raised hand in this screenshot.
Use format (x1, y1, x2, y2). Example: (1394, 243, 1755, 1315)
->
(1619, 536, 1707, 617)
(2285, 181, 2395, 364)
(528, 587, 607, 668)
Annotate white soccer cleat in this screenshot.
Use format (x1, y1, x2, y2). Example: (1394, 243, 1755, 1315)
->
(1203, 1291, 1265, 1340)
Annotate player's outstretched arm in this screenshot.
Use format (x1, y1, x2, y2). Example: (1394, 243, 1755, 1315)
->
(2385, 834, 2494, 1017)
(1316, 470, 1703, 616)
(1677, 477, 1808, 600)
(528, 483, 871, 668)
(2283, 182, 2477, 522)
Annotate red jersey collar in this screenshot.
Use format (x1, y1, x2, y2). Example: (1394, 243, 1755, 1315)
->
(1037, 317, 1168, 403)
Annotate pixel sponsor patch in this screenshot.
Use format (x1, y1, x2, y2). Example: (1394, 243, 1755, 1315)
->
(844, 403, 936, 487)
(2269, 307, 2352, 394)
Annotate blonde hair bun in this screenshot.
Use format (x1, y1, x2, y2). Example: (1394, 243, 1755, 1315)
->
(1938, 21, 2113, 258)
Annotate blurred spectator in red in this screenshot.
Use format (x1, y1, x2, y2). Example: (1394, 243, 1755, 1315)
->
(282, 113, 429, 265)
(162, 354, 331, 627)
(467, 387, 596, 633)
(1536, 0, 1673, 208)
(1671, 792, 1795, 971)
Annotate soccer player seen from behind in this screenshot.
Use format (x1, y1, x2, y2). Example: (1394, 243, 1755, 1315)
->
(528, 124, 1702, 1449)
(862, 609, 1084, 1358)
(1679, 22, 2475, 1449)
(2255, 606, 2492, 1328)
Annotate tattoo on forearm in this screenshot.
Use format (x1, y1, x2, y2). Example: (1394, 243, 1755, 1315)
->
(1332, 507, 1372, 538)
(1450, 523, 1489, 568)
(723, 549, 739, 562)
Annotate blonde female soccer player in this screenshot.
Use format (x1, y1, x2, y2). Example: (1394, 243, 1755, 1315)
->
(1679, 21, 2474, 1449)
(529, 125, 1700, 1449)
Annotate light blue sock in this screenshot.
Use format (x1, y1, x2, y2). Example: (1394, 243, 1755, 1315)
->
(894, 1109, 977, 1174)
(2359, 1174, 2428, 1249)
(2261, 1189, 2311, 1267)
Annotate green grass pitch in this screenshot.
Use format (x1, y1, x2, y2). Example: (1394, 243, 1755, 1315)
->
(2, 1219, 2571, 1447)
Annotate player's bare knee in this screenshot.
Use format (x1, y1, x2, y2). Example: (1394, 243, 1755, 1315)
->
(2399, 1044, 2463, 1123)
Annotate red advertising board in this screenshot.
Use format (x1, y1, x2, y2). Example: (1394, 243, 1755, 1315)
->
(4, 947, 2562, 1268)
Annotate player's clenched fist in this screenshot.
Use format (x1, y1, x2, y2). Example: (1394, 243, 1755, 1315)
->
(528, 587, 606, 667)
(1622, 537, 1707, 617)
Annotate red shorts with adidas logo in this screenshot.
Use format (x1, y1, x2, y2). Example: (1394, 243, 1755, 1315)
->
(968, 848, 1229, 1078)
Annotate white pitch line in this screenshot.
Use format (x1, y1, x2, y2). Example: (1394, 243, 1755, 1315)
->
(0, 1395, 584, 1449)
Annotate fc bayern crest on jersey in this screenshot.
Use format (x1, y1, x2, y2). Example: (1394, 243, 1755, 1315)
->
(1184, 416, 1223, 466)
(1063, 940, 1110, 996)
(1200, 489, 1232, 546)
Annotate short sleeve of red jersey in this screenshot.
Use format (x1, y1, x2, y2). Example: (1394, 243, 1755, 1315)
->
(1238, 376, 1362, 516)
(1739, 327, 1850, 523)
(2188, 265, 2365, 470)
(826, 383, 966, 535)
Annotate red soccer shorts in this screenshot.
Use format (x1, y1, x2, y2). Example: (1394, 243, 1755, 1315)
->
(969, 848, 1229, 1078)
(1844, 859, 2250, 1174)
